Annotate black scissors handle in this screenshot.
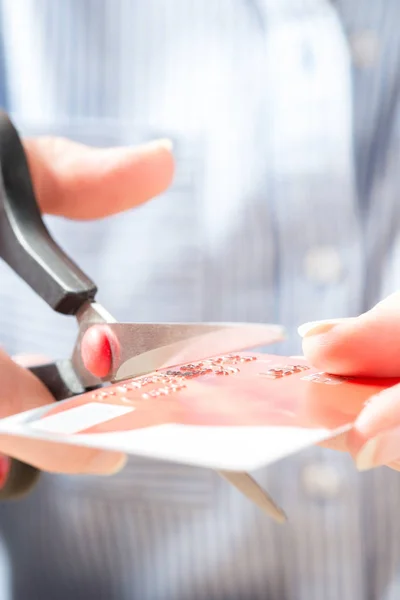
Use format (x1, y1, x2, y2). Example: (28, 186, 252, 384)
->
(0, 110, 99, 499)
(0, 110, 97, 314)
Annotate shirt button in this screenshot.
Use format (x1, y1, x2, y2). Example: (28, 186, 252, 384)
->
(301, 463, 342, 499)
(349, 31, 380, 68)
(304, 245, 343, 284)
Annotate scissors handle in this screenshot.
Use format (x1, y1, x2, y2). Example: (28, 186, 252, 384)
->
(0, 110, 97, 315)
(0, 109, 99, 498)
(0, 360, 93, 500)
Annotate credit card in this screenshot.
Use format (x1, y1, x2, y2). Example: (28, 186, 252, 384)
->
(0, 353, 397, 471)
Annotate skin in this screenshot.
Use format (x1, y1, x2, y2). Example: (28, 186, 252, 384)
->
(1, 135, 398, 476)
(301, 293, 400, 471)
(0, 136, 174, 475)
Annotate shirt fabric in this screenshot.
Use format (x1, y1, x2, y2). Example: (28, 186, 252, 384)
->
(0, 0, 400, 599)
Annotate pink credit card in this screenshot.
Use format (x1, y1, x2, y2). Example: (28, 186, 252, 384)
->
(0, 353, 397, 471)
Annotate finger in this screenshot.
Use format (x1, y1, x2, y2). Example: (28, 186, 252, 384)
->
(318, 431, 349, 453)
(299, 292, 400, 377)
(387, 461, 400, 472)
(344, 381, 400, 471)
(0, 350, 126, 475)
(12, 354, 50, 367)
(0, 435, 126, 476)
(23, 136, 174, 219)
(298, 295, 400, 469)
(0, 348, 54, 416)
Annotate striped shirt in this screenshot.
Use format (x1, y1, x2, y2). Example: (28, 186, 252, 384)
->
(0, 0, 400, 598)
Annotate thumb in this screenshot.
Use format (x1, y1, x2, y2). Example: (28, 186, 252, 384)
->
(299, 294, 400, 472)
(0, 349, 54, 416)
(12, 354, 50, 368)
(299, 292, 400, 377)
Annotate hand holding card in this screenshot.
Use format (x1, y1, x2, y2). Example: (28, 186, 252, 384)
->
(300, 291, 400, 471)
(0, 352, 397, 473)
(1, 289, 400, 516)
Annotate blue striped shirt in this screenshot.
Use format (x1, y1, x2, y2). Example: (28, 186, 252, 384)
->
(1, 0, 400, 598)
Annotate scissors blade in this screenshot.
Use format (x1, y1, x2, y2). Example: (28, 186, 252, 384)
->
(218, 471, 287, 524)
(108, 321, 284, 381)
(71, 302, 284, 386)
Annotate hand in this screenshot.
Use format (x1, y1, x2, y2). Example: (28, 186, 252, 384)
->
(299, 292, 400, 472)
(0, 136, 174, 475)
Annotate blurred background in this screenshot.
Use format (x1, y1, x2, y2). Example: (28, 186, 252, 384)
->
(0, 1, 400, 599)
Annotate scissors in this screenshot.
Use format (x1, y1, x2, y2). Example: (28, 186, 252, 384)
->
(0, 110, 286, 523)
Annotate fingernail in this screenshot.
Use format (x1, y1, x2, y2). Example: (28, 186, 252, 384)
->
(0, 455, 10, 489)
(355, 438, 379, 471)
(144, 138, 173, 152)
(106, 454, 128, 475)
(297, 319, 344, 338)
(355, 386, 395, 433)
(355, 428, 400, 471)
(88, 452, 127, 476)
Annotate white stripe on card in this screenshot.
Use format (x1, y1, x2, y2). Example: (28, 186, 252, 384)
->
(29, 403, 134, 435)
